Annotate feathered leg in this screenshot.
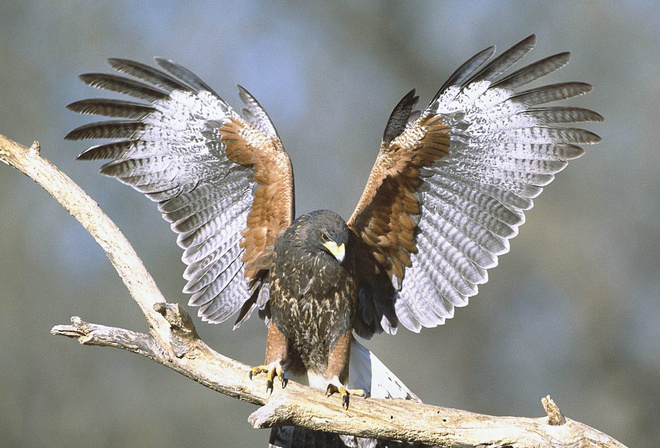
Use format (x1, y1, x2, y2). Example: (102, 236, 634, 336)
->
(251, 322, 289, 392)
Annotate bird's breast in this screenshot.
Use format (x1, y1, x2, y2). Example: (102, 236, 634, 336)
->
(268, 249, 358, 373)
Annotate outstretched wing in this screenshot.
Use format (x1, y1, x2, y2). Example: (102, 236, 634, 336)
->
(65, 58, 294, 325)
(349, 35, 602, 336)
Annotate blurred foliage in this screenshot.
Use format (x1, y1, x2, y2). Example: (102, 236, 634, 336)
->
(1, 1, 659, 447)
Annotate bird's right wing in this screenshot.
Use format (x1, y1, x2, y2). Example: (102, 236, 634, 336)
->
(66, 58, 295, 326)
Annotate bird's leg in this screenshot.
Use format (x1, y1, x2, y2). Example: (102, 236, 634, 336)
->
(250, 322, 289, 393)
(324, 331, 364, 409)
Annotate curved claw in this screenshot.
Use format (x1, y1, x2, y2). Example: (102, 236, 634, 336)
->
(326, 383, 365, 410)
(250, 361, 286, 394)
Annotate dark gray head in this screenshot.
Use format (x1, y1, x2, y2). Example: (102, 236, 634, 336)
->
(283, 210, 349, 263)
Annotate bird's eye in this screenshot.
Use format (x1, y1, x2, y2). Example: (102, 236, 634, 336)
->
(321, 232, 330, 242)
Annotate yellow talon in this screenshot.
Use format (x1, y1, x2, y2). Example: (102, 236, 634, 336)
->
(326, 383, 364, 409)
(249, 362, 286, 393)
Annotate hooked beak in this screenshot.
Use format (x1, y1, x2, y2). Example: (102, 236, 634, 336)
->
(323, 241, 345, 264)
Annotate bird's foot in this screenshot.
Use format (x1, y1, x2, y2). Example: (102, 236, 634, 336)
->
(249, 361, 287, 393)
(325, 383, 365, 410)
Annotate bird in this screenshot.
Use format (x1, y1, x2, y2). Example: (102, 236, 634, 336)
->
(65, 34, 602, 447)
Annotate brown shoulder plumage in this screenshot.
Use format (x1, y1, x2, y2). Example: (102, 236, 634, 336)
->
(220, 116, 294, 280)
(348, 113, 450, 280)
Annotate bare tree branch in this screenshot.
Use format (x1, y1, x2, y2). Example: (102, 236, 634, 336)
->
(0, 134, 628, 448)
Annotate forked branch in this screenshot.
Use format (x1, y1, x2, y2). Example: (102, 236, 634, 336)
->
(1, 134, 627, 447)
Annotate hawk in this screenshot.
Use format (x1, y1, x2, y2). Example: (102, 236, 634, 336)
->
(66, 35, 601, 447)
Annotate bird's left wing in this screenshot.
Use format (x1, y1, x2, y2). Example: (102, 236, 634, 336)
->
(65, 58, 294, 326)
(348, 35, 602, 336)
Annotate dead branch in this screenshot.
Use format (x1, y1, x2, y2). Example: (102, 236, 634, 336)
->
(0, 134, 628, 447)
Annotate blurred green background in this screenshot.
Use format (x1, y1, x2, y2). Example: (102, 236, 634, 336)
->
(1, 1, 658, 447)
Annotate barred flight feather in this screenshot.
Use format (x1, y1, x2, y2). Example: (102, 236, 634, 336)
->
(185, 243, 245, 295)
(179, 199, 251, 261)
(78, 73, 169, 101)
(491, 52, 570, 90)
(67, 99, 156, 119)
(180, 213, 250, 270)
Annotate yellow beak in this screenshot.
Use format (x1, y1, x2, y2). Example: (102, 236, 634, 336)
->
(323, 241, 345, 264)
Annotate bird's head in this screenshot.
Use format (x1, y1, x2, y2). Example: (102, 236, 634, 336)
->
(291, 210, 349, 264)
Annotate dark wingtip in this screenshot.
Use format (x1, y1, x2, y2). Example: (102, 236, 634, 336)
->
(78, 73, 100, 85)
(76, 146, 97, 160)
(382, 88, 421, 144)
(65, 101, 79, 112)
(522, 33, 537, 46)
(106, 57, 129, 67)
(584, 130, 603, 144)
(63, 128, 80, 141)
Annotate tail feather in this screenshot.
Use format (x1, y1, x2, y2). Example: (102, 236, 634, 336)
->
(347, 339, 419, 401)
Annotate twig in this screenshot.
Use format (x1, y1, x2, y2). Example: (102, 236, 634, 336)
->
(1, 134, 628, 447)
